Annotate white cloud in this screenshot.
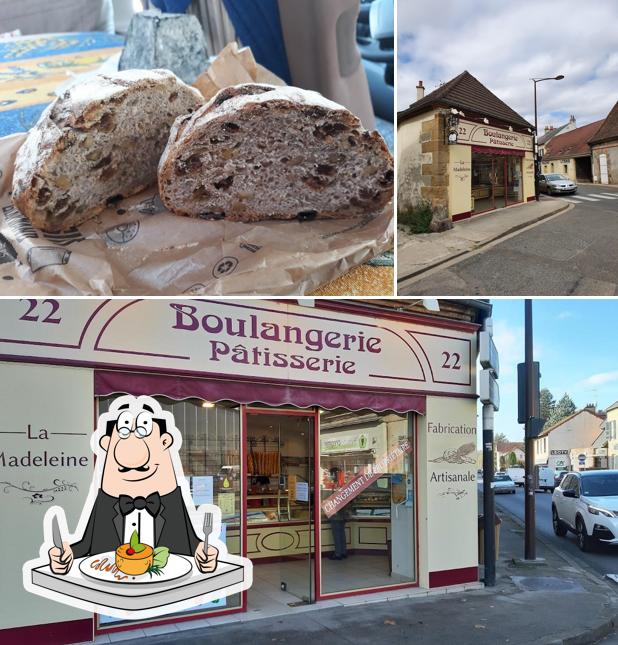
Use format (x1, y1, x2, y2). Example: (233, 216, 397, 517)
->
(397, 0, 618, 129)
(579, 371, 618, 388)
(556, 311, 574, 320)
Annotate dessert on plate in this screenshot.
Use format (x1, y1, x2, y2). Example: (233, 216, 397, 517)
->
(115, 530, 169, 576)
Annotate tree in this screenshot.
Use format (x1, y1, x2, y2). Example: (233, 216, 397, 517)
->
(547, 393, 577, 427)
(540, 388, 556, 424)
(494, 432, 509, 445)
(508, 452, 518, 467)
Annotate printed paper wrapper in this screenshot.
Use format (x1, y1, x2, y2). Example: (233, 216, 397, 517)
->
(0, 42, 393, 296)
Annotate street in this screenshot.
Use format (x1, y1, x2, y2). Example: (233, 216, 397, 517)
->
(490, 485, 618, 579)
(399, 184, 618, 296)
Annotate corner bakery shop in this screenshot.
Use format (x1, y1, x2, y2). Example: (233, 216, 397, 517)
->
(0, 298, 486, 644)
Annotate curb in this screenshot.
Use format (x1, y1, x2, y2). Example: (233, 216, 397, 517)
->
(495, 498, 618, 645)
(397, 202, 572, 284)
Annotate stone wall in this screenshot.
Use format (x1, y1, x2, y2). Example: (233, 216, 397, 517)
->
(397, 110, 450, 214)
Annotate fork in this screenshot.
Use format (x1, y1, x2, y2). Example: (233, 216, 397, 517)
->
(202, 512, 213, 558)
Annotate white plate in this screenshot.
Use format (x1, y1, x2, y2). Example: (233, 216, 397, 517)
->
(79, 551, 193, 584)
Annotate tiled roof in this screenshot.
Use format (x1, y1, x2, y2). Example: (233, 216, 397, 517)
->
(537, 123, 569, 146)
(397, 70, 533, 130)
(589, 101, 618, 145)
(543, 119, 604, 160)
(496, 442, 524, 452)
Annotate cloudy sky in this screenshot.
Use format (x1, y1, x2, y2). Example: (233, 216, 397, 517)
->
(397, 0, 618, 131)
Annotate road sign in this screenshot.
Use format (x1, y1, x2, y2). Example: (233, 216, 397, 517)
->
(578, 454, 586, 465)
(479, 330, 500, 378)
(480, 369, 500, 410)
(517, 361, 540, 423)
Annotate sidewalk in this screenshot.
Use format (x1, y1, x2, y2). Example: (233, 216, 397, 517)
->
(397, 198, 571, 283)
(94, 508, 618, 645)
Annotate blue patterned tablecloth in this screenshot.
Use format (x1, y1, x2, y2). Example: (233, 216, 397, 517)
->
(0, 32, 124, 136)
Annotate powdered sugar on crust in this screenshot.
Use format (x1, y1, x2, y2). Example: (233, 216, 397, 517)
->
(194, 84, 347, 131)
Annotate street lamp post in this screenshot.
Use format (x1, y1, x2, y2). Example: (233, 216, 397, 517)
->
(532, 75, 564, 201)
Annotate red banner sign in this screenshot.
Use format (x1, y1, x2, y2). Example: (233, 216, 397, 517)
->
(321, 439, 413, 518)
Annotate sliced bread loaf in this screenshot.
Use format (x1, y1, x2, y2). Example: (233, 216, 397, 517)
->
(158, 84, 393, 222)
(12, 69, 203, 233)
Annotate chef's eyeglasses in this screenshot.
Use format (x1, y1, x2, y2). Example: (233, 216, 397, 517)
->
(116, 410, 154, 439)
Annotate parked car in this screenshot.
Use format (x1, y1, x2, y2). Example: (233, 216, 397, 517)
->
(538, 173, 577, 195)
(554, 470, 569, 487)
(493, 472, 516, 494)
(535, 465, 555, 492)
(507, 467, 525, 487)
(552, 470, 618, 551)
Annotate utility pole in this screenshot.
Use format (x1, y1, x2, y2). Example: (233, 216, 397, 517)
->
(480, 316, 500, 585)
(524, 299, 536, 560)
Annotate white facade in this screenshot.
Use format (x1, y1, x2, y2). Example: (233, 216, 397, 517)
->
(534, 409, 605, 471)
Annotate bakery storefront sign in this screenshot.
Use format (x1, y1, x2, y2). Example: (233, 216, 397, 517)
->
(457, 119, 532, 151)
(0, 299, 476, 400)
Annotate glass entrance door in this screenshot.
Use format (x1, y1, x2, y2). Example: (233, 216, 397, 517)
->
(492, 156, 506, 209)
(245, 410, 315, 606)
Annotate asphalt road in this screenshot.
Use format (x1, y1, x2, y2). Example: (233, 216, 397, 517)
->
(400, 184, 618, 296)
(488, 484, 618, 579)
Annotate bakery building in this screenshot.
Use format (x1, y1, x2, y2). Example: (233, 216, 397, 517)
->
(0, 298, 488, 644)
(541, 119, 604, 183)
(398, 71, 535, 223)
(589, 100, 618, 185)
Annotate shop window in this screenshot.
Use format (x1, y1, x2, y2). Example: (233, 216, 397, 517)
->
(318, 409, 416, 596)
(96, 396, 242, 627)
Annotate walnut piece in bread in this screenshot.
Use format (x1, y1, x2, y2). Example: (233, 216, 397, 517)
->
(12, 69, 203, 233)
(158, 84, 393, 222)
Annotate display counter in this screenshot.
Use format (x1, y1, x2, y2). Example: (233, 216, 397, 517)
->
(226, 517, 390, 561)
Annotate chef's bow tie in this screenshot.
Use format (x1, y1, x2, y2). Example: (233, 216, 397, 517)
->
(119, 492, 161, 517)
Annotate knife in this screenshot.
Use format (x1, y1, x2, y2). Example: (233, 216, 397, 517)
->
(51, 514, 63, 551)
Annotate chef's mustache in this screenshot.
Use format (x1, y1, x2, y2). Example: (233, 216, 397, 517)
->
(117, 465, 150, 473)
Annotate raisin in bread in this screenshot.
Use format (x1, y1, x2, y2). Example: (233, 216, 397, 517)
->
(12, 69, 203, 233)
(158, 83, 393, 222)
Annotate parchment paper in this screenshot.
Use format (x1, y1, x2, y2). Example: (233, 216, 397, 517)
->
(0, 43, 393, 296)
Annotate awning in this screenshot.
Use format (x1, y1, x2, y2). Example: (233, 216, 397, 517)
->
(94, 370, 426, 415)
(472, 145, 525, 157)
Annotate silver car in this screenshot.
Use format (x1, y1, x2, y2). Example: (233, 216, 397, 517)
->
(539, 173, 577, 195)
(493, 472, 516, 494)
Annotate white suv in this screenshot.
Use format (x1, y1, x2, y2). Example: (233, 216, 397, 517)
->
(552, 471, 618, 551)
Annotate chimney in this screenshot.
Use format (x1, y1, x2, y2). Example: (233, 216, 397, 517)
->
(416, 81, 425, 101)
(544, 125, 550, 133)
(550, 125, 554, 131)
(569, 114, 576, 124)
(584, 403, 596, 413)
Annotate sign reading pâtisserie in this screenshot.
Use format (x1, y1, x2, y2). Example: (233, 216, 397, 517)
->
(0, 300, 476, 395)
(457, 119, 533, 151)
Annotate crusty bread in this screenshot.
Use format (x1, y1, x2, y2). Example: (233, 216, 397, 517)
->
(158, 83, 393, 222)
(12, 69, 203, 233)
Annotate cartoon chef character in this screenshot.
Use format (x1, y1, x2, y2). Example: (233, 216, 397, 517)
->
(49, 395, 218, 575)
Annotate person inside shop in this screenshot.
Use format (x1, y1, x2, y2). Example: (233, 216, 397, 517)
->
(48, 395, 219, 575)
(328, 467, 348, 561)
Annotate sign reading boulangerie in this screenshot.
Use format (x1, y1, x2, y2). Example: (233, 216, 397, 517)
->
(321, 440, 412, 518)
(0, 299, 476, 396)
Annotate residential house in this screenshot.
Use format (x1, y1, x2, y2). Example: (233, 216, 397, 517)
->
(537, 115, 577, 159)
(588, 100, 618, 185)
(496, 441, 525, 469)
(534, 405, 606, 471)
(605, 400, 618, 468)
(541, 119, 604, 183)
